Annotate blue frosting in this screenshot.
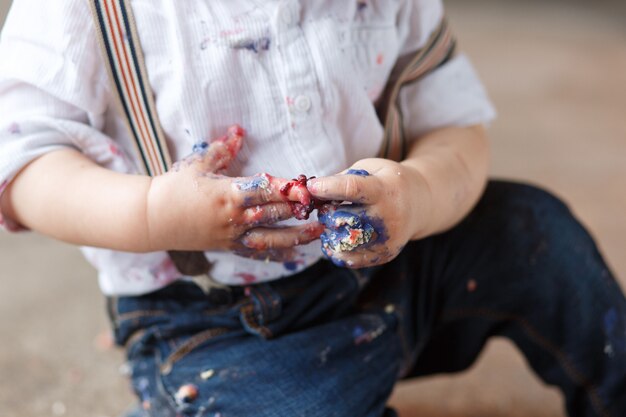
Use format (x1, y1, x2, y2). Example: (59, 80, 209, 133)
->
(318, 210, 360, 229)
(235, 175, 270, 191)
(236, 37, 271, 53)
(192, 141, 209, 155)
(346, 169, 370, 176)
(320, 209, 375, 253)
(283, 261, 299, 271)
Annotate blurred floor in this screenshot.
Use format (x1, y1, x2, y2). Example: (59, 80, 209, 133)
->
(390, 2, 626, 416)
(0, 1, 625, 416)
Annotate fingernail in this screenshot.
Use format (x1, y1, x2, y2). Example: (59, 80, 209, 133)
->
(307, 179, 319, 193)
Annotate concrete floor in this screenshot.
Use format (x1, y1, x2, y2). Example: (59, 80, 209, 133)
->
(0, 1, 625, 416)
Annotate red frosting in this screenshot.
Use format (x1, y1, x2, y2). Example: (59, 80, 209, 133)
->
(279, 174, 327, 220)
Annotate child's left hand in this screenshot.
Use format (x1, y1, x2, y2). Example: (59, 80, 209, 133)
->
(307, 158, 432, 268)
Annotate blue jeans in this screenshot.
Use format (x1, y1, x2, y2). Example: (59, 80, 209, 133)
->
(110, 181, 626, 417)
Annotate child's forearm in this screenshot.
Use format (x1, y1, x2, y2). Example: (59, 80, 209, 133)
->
(1, 143, 325, 255)
(401, 124, 490, 240)
(1, 149, 153, 251)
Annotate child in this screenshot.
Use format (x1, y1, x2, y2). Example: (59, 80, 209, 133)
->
(1, 1, 624, 416)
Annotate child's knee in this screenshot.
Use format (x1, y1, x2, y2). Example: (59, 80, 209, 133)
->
(485, 181, 589, 247)
(478, 181, 606, 287)
(486, 181, 571, 223)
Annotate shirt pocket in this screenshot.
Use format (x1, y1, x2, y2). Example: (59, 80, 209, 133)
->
(339, 25, 399, 101)
(199, 20, 272, 54)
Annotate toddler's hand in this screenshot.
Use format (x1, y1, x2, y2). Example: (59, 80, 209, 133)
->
(307, 158, 431, 268)
(147, 126, 323, 254)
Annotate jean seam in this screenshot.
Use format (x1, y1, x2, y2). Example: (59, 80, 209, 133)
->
(158, 327, 231, 375)
(152, 328, 180, 416)
(391, 307, 414, 378)
(124, 329, 148, 350)
(115, 310, 168, 325)
(441, 307, 612, 417)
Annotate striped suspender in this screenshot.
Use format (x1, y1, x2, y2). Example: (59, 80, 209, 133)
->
(378, 19, 457, 161)
(89, 0, 221, 285)
(90, 1, 455, 167)
(89, 0, 171, 176)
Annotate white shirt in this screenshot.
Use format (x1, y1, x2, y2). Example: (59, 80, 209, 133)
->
(0, 0, 495, 295)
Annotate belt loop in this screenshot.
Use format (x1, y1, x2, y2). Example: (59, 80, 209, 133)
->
(248, 283, 283, 324)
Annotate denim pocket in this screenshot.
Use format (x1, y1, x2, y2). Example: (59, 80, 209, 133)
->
(152, 329, 242, 416)
(240, 263, 363, 339)
(142, 311, 403, 417)
(124, 313, 247, 416)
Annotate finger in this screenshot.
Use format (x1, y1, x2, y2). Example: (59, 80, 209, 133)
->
(307, 172, 379, 204)
(192, 125, 245, 172)
(321, 247, 380, 269)
(232, 245, 299, 263)
(277, 174, 313, 205)
(321, 241, 397, 269)
(241, 202, 295, 225)
(233, 173, 315, 206)
(240, 223, 325, 250)
(232, 173, 282, 205)
(217, 125, 245, 158)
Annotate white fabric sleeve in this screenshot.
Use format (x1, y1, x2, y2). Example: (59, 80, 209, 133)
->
(0, 0, 128, 231)
(394, 0, 496, 140)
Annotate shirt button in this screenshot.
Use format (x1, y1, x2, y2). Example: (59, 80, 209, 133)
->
(294, 95, 312, 113)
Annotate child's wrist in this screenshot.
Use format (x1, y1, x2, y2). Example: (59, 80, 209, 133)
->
(144, 173, 177, 252)
(400, 163, 435, 240)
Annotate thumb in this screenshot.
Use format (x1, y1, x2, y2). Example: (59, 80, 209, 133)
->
(307, 168, 377, 204)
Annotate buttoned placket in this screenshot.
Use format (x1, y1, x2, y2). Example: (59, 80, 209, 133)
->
(272, 1, 324, 175)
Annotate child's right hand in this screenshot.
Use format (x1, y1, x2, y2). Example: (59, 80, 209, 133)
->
(146, 126, 323, 254)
